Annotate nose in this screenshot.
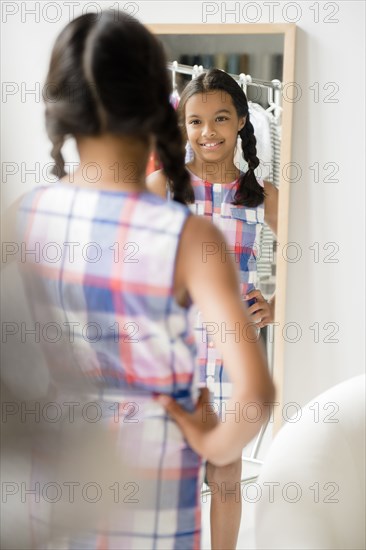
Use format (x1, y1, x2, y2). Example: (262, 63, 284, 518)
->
(202, 122, 216, 137)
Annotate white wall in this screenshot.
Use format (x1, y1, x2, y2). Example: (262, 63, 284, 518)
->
(278, 2, 366, 409)
(1, 1, 365, 411)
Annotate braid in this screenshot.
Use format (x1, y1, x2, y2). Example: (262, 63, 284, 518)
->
(233, 115, 265, 207)
(44, 13, 100, 182)
(154, 104, 194, 205)
(240, 116, 259, 171)
(49, 134, 66, 178)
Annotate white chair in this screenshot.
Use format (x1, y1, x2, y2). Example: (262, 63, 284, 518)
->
(254, 374, 366, 549)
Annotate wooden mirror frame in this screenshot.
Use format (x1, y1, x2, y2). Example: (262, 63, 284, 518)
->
(146, 23, 297, 434)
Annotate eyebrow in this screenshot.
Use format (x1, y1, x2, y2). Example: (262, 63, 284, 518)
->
(187, 109, 232, 118)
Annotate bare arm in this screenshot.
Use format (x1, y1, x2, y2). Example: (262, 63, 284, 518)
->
(160, 214, 275, 466)
(263, 180, 278, 236)
(262, 180, 278, 321)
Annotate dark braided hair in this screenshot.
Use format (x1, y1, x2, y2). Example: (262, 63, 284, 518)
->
(43, 11, 193, 204)
(177, 68, 265, 207)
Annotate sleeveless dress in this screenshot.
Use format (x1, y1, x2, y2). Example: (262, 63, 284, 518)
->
(16, 183, 203, 550)
(186, 168, 265, 415)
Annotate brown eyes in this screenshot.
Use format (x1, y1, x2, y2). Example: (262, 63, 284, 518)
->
(187, 117, 229, 125)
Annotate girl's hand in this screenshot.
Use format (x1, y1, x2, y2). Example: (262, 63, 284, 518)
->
(244, 290, 275, 329)
(155, 388, 219, 457)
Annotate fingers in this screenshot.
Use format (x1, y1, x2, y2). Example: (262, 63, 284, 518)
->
(244, 289, 262, 300)
(245, 290, 267, 322)
(248, 301, 270, 318)
(155, 389, 217, 430)
(198, 388, 219, 427)
(247, 293, 274, 326)
(155, 395, 187, 427)
(198, 387, 211, 404)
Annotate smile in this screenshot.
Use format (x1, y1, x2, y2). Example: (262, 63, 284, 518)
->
(199, 140, 224, 149)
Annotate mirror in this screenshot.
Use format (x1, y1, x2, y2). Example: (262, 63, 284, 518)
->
(147, 24, 296, 470)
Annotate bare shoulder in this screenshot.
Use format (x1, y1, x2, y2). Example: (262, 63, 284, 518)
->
(179, 214, 237, 284)
(263, 180, 278, 203)
(263, 179, 277, 194)
(146, 169, 167, 199)
(262, 181, 278, 235)
(182, 214, 224, 250)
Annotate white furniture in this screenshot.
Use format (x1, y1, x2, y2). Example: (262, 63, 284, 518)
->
(254, 374, 366, 549)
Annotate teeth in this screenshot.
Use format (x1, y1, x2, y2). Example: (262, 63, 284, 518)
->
(202, 141, 222, 147)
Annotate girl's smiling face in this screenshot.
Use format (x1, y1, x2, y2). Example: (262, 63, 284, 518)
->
(184, 90, 245, 164)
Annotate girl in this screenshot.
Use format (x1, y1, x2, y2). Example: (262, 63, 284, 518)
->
(148, 68, 278, 550)
(5, 15, 274, 549)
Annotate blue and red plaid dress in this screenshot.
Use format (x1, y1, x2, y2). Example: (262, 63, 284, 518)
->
(186, 168, 265, 415)
(16, 183, 203, 549)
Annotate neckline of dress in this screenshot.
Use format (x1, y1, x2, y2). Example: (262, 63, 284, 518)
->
(186, 166, 241, 186)
(55, 180, 151, 197)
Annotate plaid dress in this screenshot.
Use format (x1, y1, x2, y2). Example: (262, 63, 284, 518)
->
(187, 168, 265, 415)
(16, 183, 203, 550)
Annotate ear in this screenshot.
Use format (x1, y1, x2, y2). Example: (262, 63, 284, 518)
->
(238, 115, 246, 133)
